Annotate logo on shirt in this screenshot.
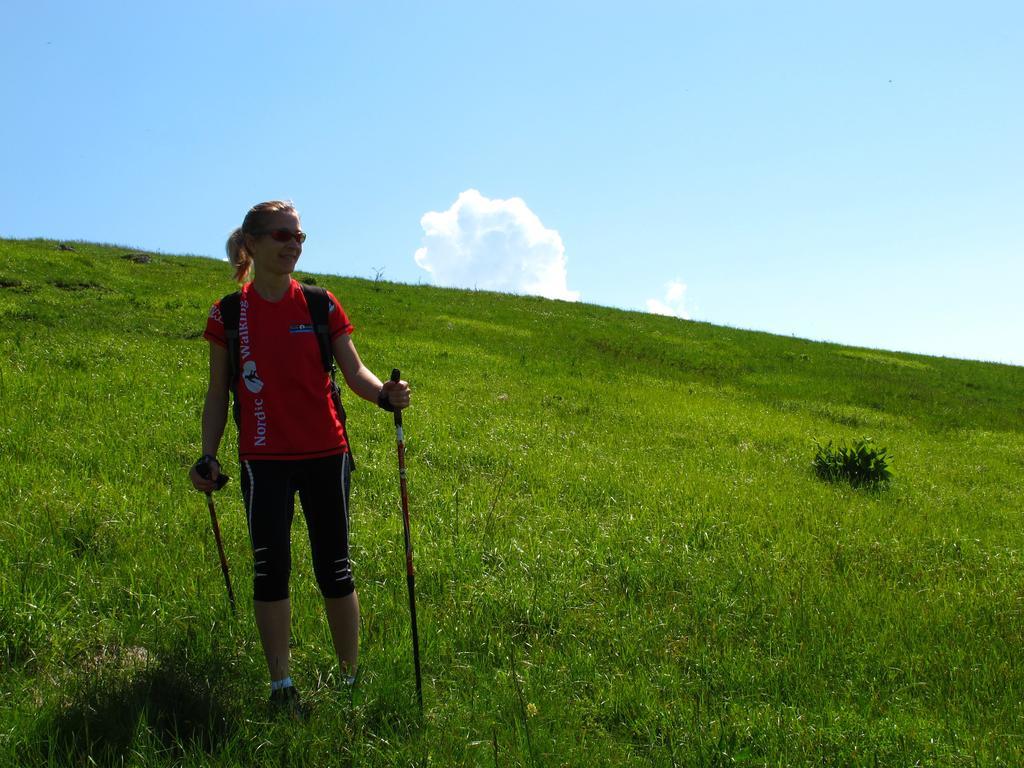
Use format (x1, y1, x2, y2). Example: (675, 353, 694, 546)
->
(290, 324, 314, 334)
(242, 360, 264, 393)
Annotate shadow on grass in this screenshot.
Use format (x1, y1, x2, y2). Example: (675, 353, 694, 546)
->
(25, 646, 242, 767)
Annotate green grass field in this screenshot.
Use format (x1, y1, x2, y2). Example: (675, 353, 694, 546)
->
(1, 238, 1022, 766)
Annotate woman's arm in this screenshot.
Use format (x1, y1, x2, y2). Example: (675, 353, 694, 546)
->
(190, 342, 230, 491)
(332, 334, 411, 409)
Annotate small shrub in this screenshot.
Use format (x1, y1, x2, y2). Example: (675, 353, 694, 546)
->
(813, 437, 892, 487)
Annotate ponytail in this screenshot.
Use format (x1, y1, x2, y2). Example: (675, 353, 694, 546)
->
(226, 227, 252, 283)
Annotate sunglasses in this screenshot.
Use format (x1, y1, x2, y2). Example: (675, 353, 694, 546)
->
(259, 229, 307, 244)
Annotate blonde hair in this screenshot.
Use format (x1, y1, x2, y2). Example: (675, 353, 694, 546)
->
(226, 200, 299, 282)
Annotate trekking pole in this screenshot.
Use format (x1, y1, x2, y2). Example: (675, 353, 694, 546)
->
(206, 491, 236, 614)
(390, 368, 423, 710)
(198, 466, 236, 614)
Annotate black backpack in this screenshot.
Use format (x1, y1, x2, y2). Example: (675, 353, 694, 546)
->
(218, 284, 355, 469)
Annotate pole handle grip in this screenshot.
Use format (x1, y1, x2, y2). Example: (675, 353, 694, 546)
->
(391, 369, 403, 427)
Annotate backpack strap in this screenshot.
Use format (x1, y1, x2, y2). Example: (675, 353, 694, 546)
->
(218, 291, 242, 428)
(300, 285, 335, 374)
(301, 284, 356, 470)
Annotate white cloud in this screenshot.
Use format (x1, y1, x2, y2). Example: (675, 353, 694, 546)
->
(414, 189, 579, 301)
(646, 280, 690, 319)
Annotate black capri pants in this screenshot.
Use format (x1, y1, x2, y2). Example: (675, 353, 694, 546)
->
(240, 452, 354, 601)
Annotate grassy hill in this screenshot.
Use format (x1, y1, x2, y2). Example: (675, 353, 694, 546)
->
(1, 237, 1022, 766)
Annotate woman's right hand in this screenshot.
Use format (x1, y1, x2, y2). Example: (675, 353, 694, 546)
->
(190, 456, 221, 493)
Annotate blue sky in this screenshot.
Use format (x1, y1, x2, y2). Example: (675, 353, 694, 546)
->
(3, 1, 1021, 365)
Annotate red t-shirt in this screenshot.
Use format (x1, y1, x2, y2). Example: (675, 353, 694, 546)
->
(204, 280, 355, 461)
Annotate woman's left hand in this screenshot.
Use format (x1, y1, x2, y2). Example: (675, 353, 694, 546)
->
(381, 379, 412, 410)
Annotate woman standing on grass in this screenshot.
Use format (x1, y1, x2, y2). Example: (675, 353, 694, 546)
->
(189, 200, 410, 716)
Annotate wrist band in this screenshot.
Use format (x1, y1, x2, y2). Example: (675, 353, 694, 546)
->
(377, 389, 396, 412)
